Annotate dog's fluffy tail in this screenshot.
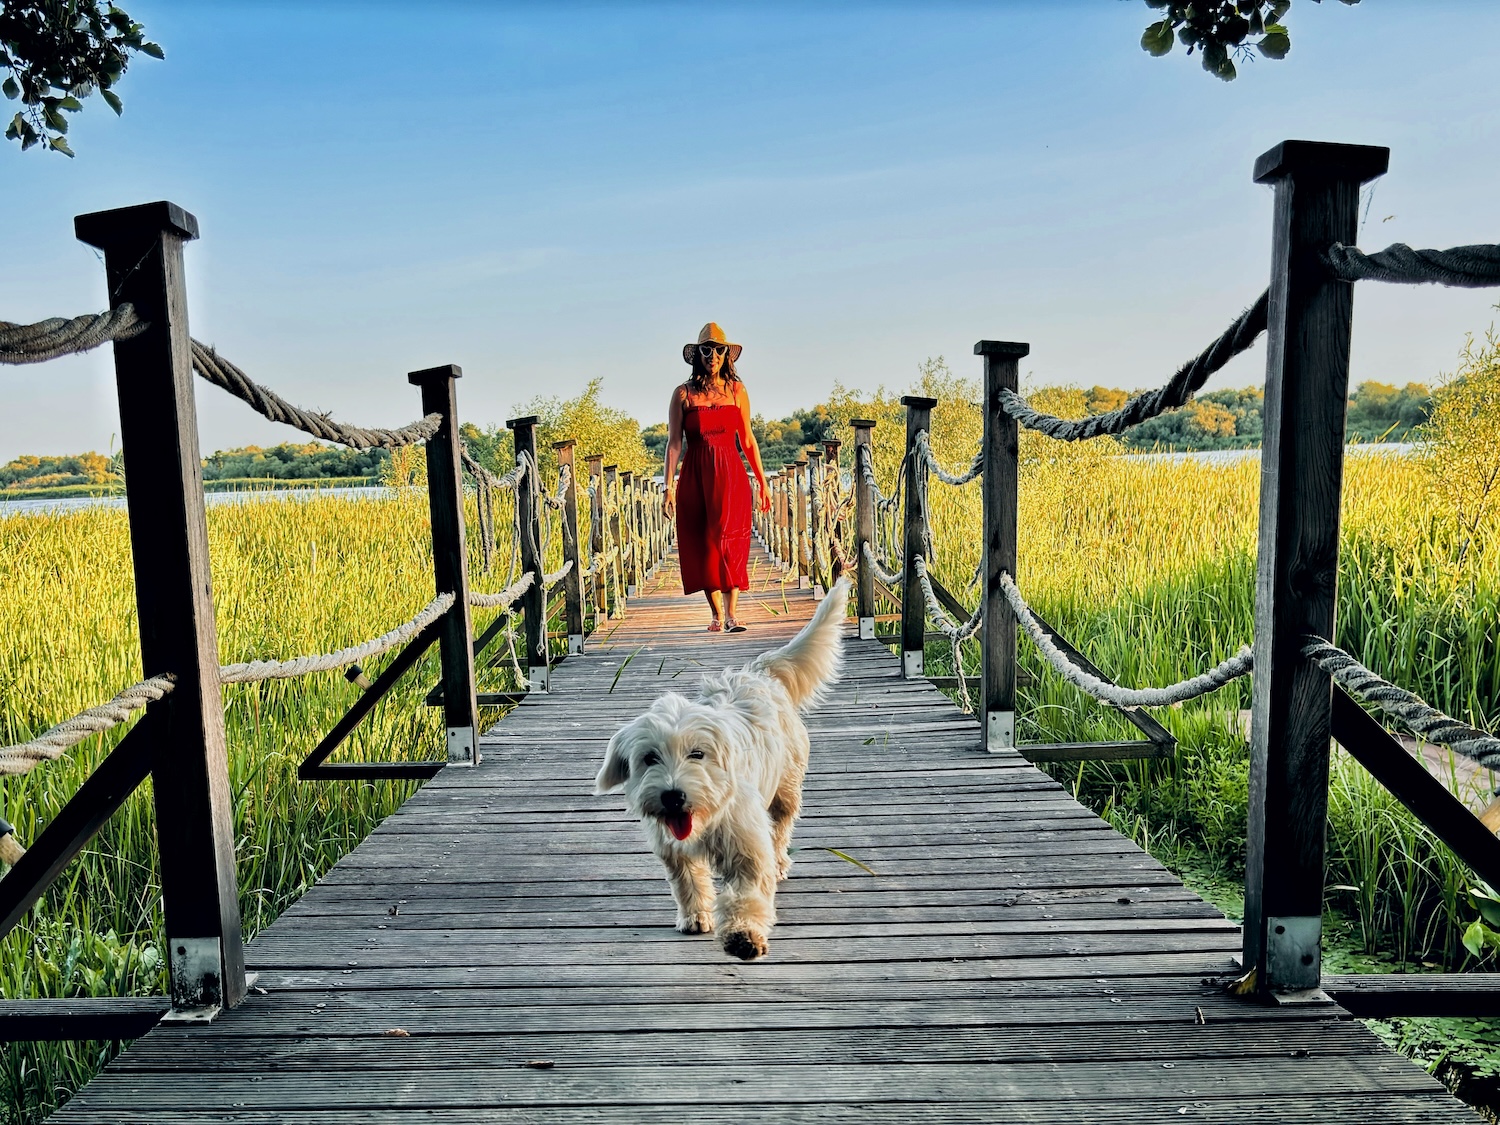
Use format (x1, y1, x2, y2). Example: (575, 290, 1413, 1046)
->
(750, 576, 851, 710)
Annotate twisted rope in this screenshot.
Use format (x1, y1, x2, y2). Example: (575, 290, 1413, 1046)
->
(915, 430, 983, 487)
(861, 540, 904, 587)
(0, 306, 146, 365)
(191, 342, 441, 450)
(1326, 243, 1500, 288)
(1000, 572, 1253, 709)
(544, 559, 574, 588)
(0, 675, 175, 776)
(220, 594, 454, 683)
(543, 463, 572, 510)
(1304, 638, 1500, 770)
(912, 556, 983, 641)
(999, 291, 1269, 441)
(469, 571, 535, 610)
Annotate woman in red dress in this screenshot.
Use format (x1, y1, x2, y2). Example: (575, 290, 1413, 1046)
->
(663, 323, 772, 632)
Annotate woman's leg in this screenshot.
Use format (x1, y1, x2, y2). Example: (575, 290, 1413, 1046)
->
(724, 587, 739, 621)
(704, 589, 723, 623)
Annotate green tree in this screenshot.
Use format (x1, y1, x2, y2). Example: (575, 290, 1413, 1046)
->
(2, 1, 160, 155)
(1346, 381, 1432, 443)
(1140, 1, 1358, 82)
(469, 378, 651, 481)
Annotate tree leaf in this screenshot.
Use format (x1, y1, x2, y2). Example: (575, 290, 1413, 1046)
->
(140, 41, 165, 60)
(1257, 31, 1291, 59)
(1140, 20, 1176, 57)
(101, 89, 122, 115)
(2, 77, 18, 100)
(59, 96, 84, 111)
(48, 135, 74, 157)
(1464, 919, 1489, 958)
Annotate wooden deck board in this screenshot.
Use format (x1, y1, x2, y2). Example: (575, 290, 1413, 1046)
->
(52, 545, 1475, 1123)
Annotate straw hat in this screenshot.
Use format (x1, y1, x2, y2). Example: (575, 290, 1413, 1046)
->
(682, 322, 743, 365)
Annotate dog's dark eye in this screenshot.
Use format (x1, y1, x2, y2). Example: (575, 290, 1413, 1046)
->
(687, 749, 706, 760)
(641, 751, 661, 767)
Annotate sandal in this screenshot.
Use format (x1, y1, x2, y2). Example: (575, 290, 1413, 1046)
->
(724, 617, 747, 633)
(707, 619, 722, 632)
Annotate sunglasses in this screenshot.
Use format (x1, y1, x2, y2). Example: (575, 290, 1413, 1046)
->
(697, 344, 728, 358)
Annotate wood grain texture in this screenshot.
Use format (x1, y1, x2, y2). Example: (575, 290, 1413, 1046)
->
(52, 542, 1466, 1122)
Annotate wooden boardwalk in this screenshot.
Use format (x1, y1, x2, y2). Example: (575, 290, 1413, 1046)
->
(55, 545, 1474, 1123)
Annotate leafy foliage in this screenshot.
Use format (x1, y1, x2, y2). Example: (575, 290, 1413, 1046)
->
(202, 443, 387, 482)
(1420, 328, 1500, 561)
(1140, 0, 1359, 81)
(464, 378, 652, 481)
(0, 450, 114, 490)
(1, 0, 160, 156)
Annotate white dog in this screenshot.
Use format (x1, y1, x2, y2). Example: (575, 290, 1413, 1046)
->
(595, 577, 850, 960)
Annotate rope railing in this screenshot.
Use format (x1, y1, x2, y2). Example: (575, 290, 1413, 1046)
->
(915, 430, 983, 487)
(191, 342, 441, 450)
(0, 306, 146, 365)
(999, 572, 1253, 709)
(1325, 242, 1500, 288)
(469, 572, 535, 610)
(998, 291, 1269, 442)
(1304, 638, 1500, 770)
(0, 675, 175, 776)
(543, 559, 574, 587)
(219, 593, 454, 684)
(542, 463, 572, 510)
(911, 556, 983, 641)
(861, 540, 904, 588)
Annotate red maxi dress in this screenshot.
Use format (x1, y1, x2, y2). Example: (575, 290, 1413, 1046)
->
(676, 402, 752, 595)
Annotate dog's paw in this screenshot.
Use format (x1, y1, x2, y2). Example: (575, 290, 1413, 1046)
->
(676, 911, 714, 934)
(721, 928, 769, 960)
(775, 854, 792, 881)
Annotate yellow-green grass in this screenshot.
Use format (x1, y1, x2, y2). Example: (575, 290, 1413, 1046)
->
(0, 484, 589, 1122)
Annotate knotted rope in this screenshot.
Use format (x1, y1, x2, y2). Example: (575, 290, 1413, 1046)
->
(0, 675, 175, 776)
(0, 306, 146, 365)
(220, 594, 454, 683)
(1325, 242, 1500, 288)
(998, 290, 1269, 442)
(1304, 638, 1500, 770)
(1000, 573, 1253, 708)
(191, 342, 441, 450)
(915, 430, 983, 487)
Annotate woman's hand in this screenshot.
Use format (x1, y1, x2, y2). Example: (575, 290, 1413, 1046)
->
(755, 482, 771, 513)
(664, 486, 676, 519)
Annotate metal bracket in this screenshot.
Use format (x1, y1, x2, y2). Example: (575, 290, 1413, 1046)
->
(446, 726, 476, 765)
(1266, 915, 1322, 991)
(528, 665, 551, 694)
(858, 617, 875, 640)
(166, 936, 222, 1015)
(903, 649, 924, 679)
(985, 710, 1016, 752)
(567, 633, 585, 655)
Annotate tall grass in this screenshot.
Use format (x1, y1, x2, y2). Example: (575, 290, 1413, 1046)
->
(0, 481, 587, 1123)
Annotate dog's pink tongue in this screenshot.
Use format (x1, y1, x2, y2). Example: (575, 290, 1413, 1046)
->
(667, 811, 693, 841)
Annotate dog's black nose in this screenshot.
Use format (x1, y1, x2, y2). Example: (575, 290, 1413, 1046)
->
(661, 789, 686, 812)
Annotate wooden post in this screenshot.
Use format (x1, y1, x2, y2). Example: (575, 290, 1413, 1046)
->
(851, 420, 877, 640)
(899, 396, 937, 679)
(782, 464, 799, 573)
(976, 341, 1029, 752)
(794, 458, 811, 589)
(807, 450, 825, 596)
(766, 473, 780, 564)
(605, 464, 624, 616)
(621, 470, 639, 596)
(1243, 139, 1389, 996)
(75, 201, 245, 1014)
(586, 455, 607, 626)
(507, 415, 549, 691)
(554, 441, 585, 653)
(409, 365, 479, 765)
(823, 439, 844, 580)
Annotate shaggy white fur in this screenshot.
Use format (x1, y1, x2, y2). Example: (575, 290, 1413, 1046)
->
(595, 577, 851, 960)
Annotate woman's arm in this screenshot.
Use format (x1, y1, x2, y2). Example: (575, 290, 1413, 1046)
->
(663, 385, 685, 517)
(735, 383, 772, 512)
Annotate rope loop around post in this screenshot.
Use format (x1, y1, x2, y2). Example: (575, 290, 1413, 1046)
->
(914, 429, 984, 487)
(997, 290, 1269, 442)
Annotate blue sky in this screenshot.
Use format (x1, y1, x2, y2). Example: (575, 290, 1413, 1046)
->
(5, 1, 1500, 461)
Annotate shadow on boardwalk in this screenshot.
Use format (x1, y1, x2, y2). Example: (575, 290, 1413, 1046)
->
(54, 546, 1472, 1123)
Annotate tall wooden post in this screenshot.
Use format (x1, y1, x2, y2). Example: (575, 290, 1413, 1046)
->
(75, 201, 245, 1014)
(824, 439, 844, 580)
(783, 464, 799, 573)
(621, 470, 639, 596)
(794, 458, 811, 589)
(605, 464, 624, 616)
(851, 420, 877, 640)
(1243, 140, 1389, 996)
(554, 441, 585, 653)
(587, 455, 607, 626)
(899, 396, 937, 679)
(766, 473, 780, 564)
(807, 450, 825, 596)
(508, 415, 549, 692)
(409, 364, 479, 764)
(976, 341, 1029, 752)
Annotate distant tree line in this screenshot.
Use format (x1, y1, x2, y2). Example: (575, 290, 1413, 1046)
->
(201, 443, 387, 481)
